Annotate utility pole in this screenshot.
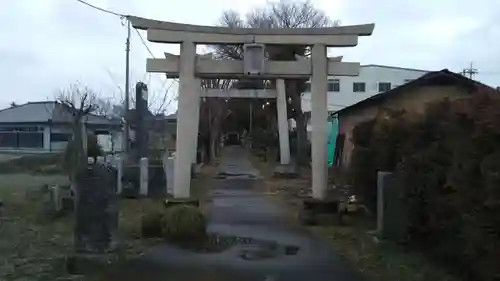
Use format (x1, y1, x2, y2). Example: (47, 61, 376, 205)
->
(124, 19, 131, 155)
(462, 62, 478, 79)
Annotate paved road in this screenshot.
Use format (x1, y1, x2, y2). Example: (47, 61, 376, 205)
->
(93, 146, 365, 281)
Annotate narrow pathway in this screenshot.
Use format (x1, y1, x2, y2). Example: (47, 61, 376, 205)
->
(93, 146, 366, 281)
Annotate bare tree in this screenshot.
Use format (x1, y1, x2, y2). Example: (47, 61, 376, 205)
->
(104, 67, 178, 117)
(214, 0, 337, 165)
(57, 83, 98, 182)
(93, 97, 115, 118)
(199, 77, 232, 162)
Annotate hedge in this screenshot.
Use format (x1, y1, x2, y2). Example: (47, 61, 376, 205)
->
(349, 92, 500, 280)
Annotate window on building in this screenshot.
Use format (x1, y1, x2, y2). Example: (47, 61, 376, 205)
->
(328, 79, 340, 92)
(378, 82, 391, 92)
(51, 133, 72, 142)
(0, 126, 44, 148)
(353, 82, 366, 92)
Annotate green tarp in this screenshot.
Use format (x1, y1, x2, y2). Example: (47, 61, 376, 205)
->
(327, 115, 338, 166)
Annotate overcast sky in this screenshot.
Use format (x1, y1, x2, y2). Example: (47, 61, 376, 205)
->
(2, 0, 499, 113)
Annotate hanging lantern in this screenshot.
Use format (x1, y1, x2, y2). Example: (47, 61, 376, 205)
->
(243, 44, 265, 75)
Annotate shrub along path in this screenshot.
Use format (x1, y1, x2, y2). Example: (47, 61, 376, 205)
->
(91, 146, 365, 281)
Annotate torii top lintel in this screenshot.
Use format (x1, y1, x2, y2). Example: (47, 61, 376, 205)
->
(127, 16, 374, 47)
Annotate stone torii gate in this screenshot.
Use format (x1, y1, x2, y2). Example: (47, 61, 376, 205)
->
(129, 16, 374, 200)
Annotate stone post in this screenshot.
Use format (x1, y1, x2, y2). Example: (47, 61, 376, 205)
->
(52, 185, 62, 212)
(376, 171, 386, 234)
(310, 44, 328, 200)
(276, 79, 290, 165)
(376, 171, 396, 236)
(173, 41, 198, 199)
(43, 126, 51, 151)
(139, 157, 148, 196)
(116, 157, 122, 195)
(163, 152, 175, 196)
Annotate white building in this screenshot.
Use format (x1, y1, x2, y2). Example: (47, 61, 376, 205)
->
(296, 65, 430, 139)
(301, 64, 431, 113)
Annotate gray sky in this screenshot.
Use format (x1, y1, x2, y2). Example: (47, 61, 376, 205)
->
(2, 0, 499, 112)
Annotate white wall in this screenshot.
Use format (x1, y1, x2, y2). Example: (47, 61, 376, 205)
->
(301, 65, 429, 113)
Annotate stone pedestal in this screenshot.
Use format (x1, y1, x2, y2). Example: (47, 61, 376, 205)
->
(163, 198, 199, 209)
(298, 198, 341, 226)
(274, 164, 299, 178)
(74, 165, 119, 253)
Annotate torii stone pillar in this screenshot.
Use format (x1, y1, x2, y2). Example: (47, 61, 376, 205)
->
(191, 78, 201, 166)
(174, 41, 199, 198)
(311, 44, 328, 199)
(276, 79, 290, 165)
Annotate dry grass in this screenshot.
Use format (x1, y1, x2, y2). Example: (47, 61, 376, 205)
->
(310, 223, 459, 281)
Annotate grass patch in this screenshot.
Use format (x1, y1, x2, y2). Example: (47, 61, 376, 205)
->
(0, 173, 197, 280)
(0, 153, 63, 174)
(0, 175, 72, 280)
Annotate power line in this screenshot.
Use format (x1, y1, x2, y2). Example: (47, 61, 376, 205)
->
(75, 0, 179, 87)
(132, 26, 180, 84)
(134, 28, 155, 58)
(75, 0, 124, 17)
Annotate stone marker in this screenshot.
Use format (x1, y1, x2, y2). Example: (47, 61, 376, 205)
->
(376, 171, 393, 235)
(74, 165, 118, 253)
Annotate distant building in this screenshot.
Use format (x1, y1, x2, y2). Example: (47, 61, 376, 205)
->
(301, 64, 431, 113)
(0, 101, 121, 153)
(299, 64, 431, 140)
(334, 69, 498, 168)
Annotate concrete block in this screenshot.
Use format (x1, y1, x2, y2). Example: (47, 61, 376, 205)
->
(273, 164, 299, 178)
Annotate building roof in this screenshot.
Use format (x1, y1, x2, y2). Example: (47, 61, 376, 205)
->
(360, 64, 431, 73)
(335, 69, 497, 115)
(0, 101, 119, 125)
